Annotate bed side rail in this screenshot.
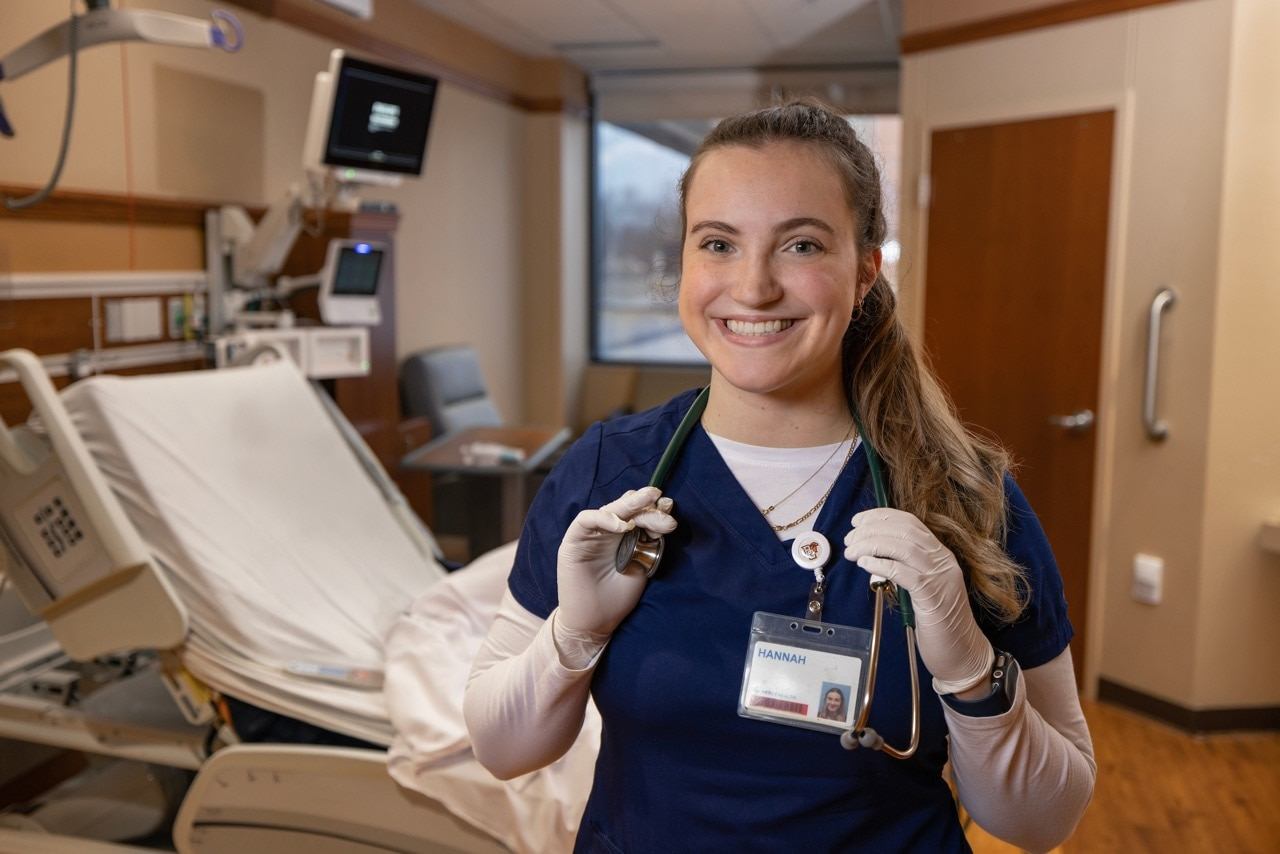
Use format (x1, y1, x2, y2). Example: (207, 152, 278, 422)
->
(0, 349, 188, 660)
(173, 745, 507, 853)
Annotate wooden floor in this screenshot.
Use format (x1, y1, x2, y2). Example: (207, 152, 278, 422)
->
(967, 699, 1280, 853)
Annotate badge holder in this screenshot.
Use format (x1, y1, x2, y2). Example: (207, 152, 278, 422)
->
(738, 610, 871, 734)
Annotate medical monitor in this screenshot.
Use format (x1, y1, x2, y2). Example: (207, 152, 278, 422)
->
(318, 239, 386, 326)
(302, 50, 437, 186)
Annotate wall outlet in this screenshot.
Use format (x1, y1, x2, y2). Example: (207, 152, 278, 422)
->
(1132, 553, 1163, 605)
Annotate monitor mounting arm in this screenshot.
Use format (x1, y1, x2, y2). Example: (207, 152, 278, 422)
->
(218, 183, 311, 292)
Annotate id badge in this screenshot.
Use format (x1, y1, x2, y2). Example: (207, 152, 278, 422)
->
(738, 611, 871, 733)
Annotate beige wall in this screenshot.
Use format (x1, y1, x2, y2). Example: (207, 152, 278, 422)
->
(1193, 0, 1280, 708)
(901, 0, 1279, 709)
(0, 0, 548, 424)
(387, 86, 527, 422)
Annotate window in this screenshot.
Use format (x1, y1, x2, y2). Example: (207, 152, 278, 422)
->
(591, 115, 902, 365)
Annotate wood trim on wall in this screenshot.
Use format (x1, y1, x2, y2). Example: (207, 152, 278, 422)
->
(0, 185, 213, 228)
(0, 185, 347, 232)
(901, 0, 1183, 54)
(1098, 678, 1280, 734)
(221, 0, 578, 114)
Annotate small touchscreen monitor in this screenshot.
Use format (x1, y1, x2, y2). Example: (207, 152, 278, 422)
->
(318, 239, 386, 326)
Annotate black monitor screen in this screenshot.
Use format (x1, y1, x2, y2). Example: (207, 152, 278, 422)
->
(331, 244, 384, 296)
(324, 56, 437, 175)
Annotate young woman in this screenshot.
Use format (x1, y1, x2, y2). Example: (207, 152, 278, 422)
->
(464, 100, 1095, 853)
(817, 687, 849, 722)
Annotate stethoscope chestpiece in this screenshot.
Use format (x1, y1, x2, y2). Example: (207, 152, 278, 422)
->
(614, 529, 664, 578)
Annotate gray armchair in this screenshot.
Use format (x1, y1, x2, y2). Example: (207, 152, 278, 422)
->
(399, 345, 502, 437)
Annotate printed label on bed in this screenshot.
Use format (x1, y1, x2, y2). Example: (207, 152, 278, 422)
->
(741, 641, 862, 730)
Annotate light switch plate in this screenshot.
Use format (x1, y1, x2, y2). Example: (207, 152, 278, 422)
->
(1132, 553, 1163, 605)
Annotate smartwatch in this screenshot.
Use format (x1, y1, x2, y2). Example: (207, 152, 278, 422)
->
(940, 650, 1020, 717)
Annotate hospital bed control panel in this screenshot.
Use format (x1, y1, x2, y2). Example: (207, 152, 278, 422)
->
(31, 496, 86, 561)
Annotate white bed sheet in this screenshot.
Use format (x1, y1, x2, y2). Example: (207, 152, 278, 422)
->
(60, 361, 447, 743)
(386, 541, 599, 854)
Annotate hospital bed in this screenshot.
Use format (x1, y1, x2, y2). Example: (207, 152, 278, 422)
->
(0, 348, 597, 852)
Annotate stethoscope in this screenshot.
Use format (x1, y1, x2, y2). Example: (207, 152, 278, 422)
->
(613, 387, 921, 759)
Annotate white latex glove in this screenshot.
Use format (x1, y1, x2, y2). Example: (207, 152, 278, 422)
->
(556, 486, 676, 638)
(843, 508, 994, 696)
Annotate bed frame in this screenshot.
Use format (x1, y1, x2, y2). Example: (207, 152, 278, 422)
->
(0, 348, 507, 852)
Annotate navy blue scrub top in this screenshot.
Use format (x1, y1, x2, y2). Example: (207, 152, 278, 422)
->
(508, 389, 1073, 854)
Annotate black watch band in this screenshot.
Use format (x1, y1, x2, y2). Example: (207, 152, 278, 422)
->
(940, 650, 1020, 718)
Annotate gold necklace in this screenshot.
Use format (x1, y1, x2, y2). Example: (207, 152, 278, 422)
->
(761, 435, 858, 533)
(757, 422, 856, 517)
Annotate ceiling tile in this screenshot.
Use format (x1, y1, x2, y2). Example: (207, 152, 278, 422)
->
(412, 0, 901, 72)
(410, 0, 554, 55)
(741, 0, 876, 49)
(624, 0, 775, 67)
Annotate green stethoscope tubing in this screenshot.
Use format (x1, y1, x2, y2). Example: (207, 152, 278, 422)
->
(618, 387, 921, 758)
(848, 407, 920, 758)
(647, 386, 711, 488)
(851, 408, 916, 631)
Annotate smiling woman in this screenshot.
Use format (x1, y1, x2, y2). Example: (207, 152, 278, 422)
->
(590, 115, 901, 364)
(465, 100, 1095, 853)
(677, 141, 869, 444)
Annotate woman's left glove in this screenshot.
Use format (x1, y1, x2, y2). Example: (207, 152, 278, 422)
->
(843, 508, 994, 696)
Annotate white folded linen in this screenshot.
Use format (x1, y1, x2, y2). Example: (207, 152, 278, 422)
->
(386, 541, 600, 853)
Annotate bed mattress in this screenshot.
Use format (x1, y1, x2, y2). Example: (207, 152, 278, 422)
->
(59, 361, 447, 744)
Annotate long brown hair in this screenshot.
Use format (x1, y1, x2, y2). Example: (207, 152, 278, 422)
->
(678, 99, 1027, 621)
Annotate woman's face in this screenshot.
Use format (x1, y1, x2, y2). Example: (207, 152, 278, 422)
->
(678, 141, 876, 403)
(825, 690, 843, 714)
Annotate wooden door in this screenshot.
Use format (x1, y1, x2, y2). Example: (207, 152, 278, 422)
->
(923, 111, 1114, 684)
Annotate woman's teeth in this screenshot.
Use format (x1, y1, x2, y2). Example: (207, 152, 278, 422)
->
(725, 318, 794, 336)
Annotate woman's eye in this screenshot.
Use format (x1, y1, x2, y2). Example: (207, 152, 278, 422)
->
(702, 239, 732, 253)
(789, 240, 821, 255)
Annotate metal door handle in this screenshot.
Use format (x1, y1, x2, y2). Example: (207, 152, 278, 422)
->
(1144, 288, 1176, 442)
(1048, 409, 1094, 432)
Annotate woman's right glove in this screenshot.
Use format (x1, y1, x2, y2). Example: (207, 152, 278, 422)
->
(556, 486, 675, 637)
